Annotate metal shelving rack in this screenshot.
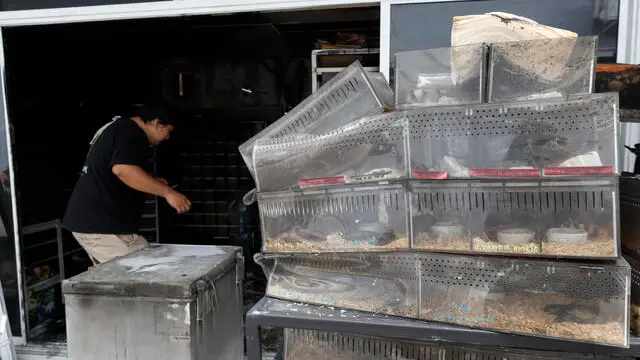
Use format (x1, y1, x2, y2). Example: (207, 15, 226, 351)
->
(20, 220, 64, 339)
(247, 297, 640, 360)
(139, 148, 160, 243)
(311, 48, 380, 93)
(164, 118, 266, 243)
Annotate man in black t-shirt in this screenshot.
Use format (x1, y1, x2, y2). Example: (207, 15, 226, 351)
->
(63, 105, 191, 265)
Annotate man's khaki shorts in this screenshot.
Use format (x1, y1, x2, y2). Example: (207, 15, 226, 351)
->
(72, 232, 149, 265)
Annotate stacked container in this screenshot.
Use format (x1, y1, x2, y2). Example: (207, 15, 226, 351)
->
(241, 34, 631, 355)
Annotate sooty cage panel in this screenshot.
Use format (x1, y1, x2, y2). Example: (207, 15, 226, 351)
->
(419, 254, 629, 347)
(258, 183, 409, 253)
(284, 329, 634, 360)
(407, 92, 619, 179)
(255, 252, 420, 318)
(409, 178, 619, 259)
(488, 36, 597, 103)
(624, 254, 640, 335)
(620, 177, 640, 259)
(395, 44, 487, 109)
(252, 112, 408, 192)
(257, 252, 630, 347)
(239, 61, 394, 178)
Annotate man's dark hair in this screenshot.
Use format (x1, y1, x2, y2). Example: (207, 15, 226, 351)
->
(133, 104, 175, 126)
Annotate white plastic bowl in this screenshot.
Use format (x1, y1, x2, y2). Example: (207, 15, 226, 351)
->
(546, 227, 588, 245)
(497, 228, 535, 245)
(431, 223, 464, 239)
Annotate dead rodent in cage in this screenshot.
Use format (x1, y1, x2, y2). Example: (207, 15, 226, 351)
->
(540, 212, 616, 256)
(272, 268, 415, 317)
(348, 222, 398, 246)
(420, 264, 625, 344)
(504, 131, 603, 169)
(271, 215, 401, 250)
(544, 212, 613, 242)
(503, 134, 570, 165)
(412, 211, 469, 249)
(279, 227, 327, 244)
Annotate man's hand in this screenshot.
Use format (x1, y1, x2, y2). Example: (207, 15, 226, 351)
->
(165, 190, 191, 214)
(157, 178, 168, 185)
(112, 165, 189, 215)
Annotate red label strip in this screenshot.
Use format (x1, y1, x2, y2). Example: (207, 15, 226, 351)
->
(411, 170, 448, 180)
(543, 166, 615, 176)
(469, 168, 541, 178)
(298, 176, 346, 188)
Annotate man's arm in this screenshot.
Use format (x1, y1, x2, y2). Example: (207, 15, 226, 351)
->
(112, 164, 172, 197)
(112, 164, 191, 214)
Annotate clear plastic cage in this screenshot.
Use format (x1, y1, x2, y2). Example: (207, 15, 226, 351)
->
(488, 36, 597, 103)
(252, 113, 408, 192)
(419, 254, 629, 347)
(395, 44, 487, 109)
(239, 61, 394, 178)
(256, 253, 419, 318)
(284, 329, 633, 360)
(620, 177, 640, 259)
(408, 92, 619, 179)
(410, 178, 619, 259)
(258, 183, 409, 252)
(258, 252, 630, 347)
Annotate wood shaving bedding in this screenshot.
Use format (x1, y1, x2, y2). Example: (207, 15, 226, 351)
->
(541, 238, 617, 257)
(421, 291, 625, 345)
(264, 234, 409, 253)
(413, 233, 471, 251)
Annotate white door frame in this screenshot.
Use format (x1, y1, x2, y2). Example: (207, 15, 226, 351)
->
(617, 0, 640, 65)
(0, 0, 377, 26)
(0, 26, 26, 347)
(617, 0, 640, 172)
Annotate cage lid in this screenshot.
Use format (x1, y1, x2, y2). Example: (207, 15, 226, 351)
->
(62, 244, 240, 299)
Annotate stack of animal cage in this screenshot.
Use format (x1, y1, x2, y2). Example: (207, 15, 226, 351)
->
(240, 35, 631, 356)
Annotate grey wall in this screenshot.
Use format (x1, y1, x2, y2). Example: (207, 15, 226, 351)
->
(390, 0, 618, 70)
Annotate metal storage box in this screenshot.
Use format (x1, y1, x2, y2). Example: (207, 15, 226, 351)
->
(488, 36, 597, 102)
(239, 60, 394, 178)
(62, 245, 244, 360)
(257, 252, 630, 347)
(410, 178, 619, 259)
(258, 183, 410, 253)
(253, 113, 408, 192)
(407, 92, 619, 179)
(395, 44, 487, 109)
(284, 329, 634, 360)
